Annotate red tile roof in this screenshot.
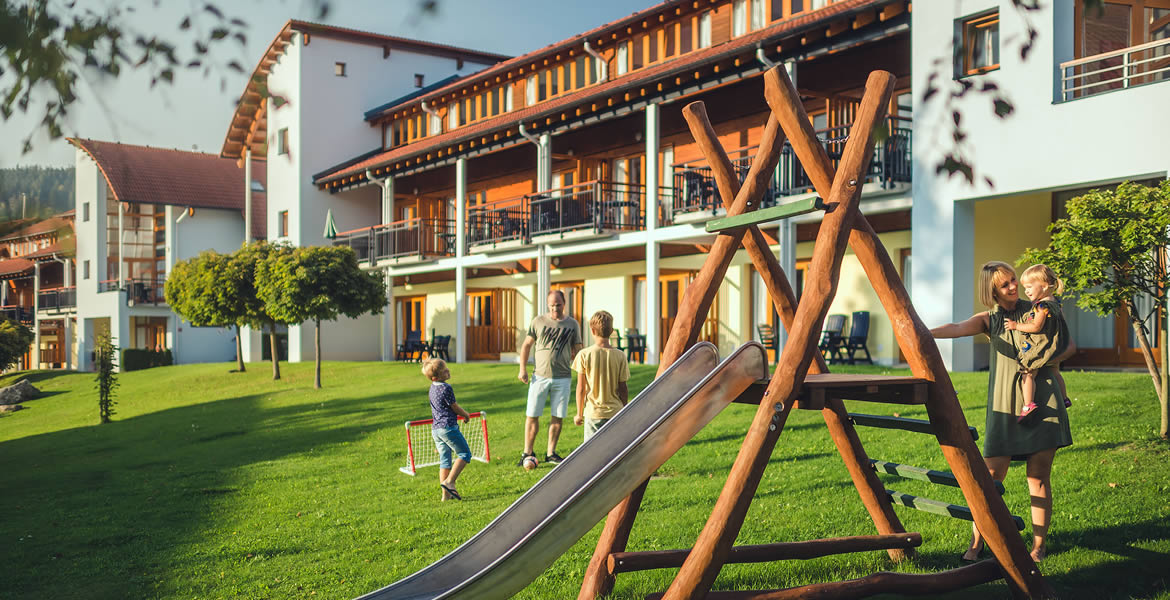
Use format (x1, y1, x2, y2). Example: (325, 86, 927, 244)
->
(0, 258, 34, 278)
(316, 0, 894, 187)
(0, 212, 74, 242)
(68, 138, 267, 239)
(23, 241, 73, 261)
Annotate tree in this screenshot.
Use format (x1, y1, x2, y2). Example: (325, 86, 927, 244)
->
(94, 331, 118, 423)
(255, 245, 386, 389)
(1021, 180, 1170, 439)
(235, 241, 295, 380)
(165, 250, 249, 372)
(0, 318, 34, 371)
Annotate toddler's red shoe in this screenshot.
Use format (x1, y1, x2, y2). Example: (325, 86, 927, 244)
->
(1018, 402, 1041, 425)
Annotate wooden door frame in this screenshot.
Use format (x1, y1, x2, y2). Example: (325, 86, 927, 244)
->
(395, 295, 426, 345)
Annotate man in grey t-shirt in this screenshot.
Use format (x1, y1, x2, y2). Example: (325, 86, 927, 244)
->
(517, 290, 582, 466)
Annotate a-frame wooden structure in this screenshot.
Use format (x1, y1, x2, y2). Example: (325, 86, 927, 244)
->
(577, 68, 1055, 600)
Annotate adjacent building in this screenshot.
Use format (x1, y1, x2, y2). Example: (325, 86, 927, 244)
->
(0, 210, 76, 370)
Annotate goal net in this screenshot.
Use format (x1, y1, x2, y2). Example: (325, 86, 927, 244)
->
(399, 411, 491, 475)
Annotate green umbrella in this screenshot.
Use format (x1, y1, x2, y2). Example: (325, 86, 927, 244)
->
(323, 208, 338, 239)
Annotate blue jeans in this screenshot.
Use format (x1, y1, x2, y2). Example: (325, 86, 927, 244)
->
(432, 426, 472, 469)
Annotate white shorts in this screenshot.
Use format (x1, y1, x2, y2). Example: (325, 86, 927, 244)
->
(526, 375, 571, 419)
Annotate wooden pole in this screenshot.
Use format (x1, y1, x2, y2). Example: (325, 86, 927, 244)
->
(578, 109, 790, 600)
(608, 533, 921, 574)
(763, 65, 1052, 599)
(682, 84, 910, 562)
(661, 70, 896, 600)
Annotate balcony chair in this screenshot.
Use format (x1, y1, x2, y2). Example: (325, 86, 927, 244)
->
(818, 314, 847, 365)
(756, 323, 779, 365)
(843, 310, 873, 365)
(624, 328, 647, 364)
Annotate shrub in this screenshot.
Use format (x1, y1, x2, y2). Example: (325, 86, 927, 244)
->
(120, 348, 174, 372)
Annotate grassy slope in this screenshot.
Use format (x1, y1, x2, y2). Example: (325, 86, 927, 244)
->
(0, 362, 1167, 600)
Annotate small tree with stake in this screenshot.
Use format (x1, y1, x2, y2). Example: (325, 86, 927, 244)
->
(1021, 180, 1170, 439)
(94, 332, 118, 424)
(256, 245, 386, 389)
(165, 250, 249, 372)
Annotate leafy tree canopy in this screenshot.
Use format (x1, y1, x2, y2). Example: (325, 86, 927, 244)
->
(255, 245, 385, 325)
(0, 318, 34, 371)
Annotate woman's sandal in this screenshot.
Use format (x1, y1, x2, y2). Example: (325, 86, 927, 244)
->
(1018, 402, 1041, 424)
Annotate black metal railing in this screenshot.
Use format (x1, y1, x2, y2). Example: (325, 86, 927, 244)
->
(334, 218, 457, 264)
(37, 287, 76, 310)
(97, 278, 166, 305)
(670, 118, 913, 221)
(467, 201, 528, 247)
(528, 181, 645, 238)
(0, 305, 33, 325)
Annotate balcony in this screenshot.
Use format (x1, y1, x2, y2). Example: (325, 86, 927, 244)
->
(334, 218, 456, 265)
(37, 286, 77, 311)
(528, 181, 645, 241)
(1061, 37, 1170, 101)
(670, 117, 912, 223)
(1, 305, 33, 325)
(467, 200, 529, 252)
(98, 278, 167, 306)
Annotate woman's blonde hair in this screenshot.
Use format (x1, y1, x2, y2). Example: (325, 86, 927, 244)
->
(1020, 264, 1065, 295)
(589, 310, 614, 338)
(421, 358, 448, 380)
(978, 261, 1017, 308)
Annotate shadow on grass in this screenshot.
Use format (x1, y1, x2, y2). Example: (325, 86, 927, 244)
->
(0, 385, 421, 599)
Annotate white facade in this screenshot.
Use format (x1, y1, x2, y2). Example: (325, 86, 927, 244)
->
(911, 1, 1170, 370)
(260, 31, 498, 363)
(73, 150, 244, 370)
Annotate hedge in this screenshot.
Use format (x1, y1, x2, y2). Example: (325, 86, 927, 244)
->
(121, 349, 173, 372)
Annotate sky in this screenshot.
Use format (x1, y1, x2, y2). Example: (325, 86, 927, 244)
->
(0, 0, 660, 168)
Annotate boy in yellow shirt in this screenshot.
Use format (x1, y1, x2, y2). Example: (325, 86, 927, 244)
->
(572, 310, 630, 441)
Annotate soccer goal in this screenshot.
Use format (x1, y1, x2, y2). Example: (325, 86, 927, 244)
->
(399, 411, 491, 475)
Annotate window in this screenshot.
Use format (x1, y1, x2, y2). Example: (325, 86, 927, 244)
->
(430, 112, 442, 134)
(751, 0, 766, 30)
(699, 12, 713, 48)
(83, 260, 90, 280)
(958, 11, 1000, 77)
(448, 102, 460, 129)
(681, 18, 694, 53)
(277, 127, 289, 155)
(279, 211, 289, 237)
(504, 85, 514, 111)
(632, 36, 644, 70)
(665, 24, 677, 58)
(83, 202, 90, 222)
(334, 62, 346, 76)
(733, 0, 748, 37)
(617, 42, 629, 76)
(414, 73, 424, 88)
(526, 74, 538, 105)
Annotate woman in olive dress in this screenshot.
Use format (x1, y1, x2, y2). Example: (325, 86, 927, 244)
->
(931, 261, 1074, 562)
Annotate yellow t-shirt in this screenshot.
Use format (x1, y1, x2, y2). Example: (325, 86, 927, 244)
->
(571, 344, 630, 420)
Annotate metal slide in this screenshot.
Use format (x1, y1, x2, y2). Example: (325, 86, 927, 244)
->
(358, 341, 768, 600)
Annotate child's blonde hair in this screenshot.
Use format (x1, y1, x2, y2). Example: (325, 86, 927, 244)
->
(421, 358, 449, 380)
(978, 261, 1017, 308)
(1021, 264, 1064, 295)
(589, 310, 614, 338)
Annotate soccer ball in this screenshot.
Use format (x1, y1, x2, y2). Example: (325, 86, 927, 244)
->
(523, 455, 539, 471)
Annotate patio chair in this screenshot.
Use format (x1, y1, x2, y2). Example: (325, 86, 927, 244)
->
(397, 330, 425, 362)
(430, 335, 451, 362)
(624, 328, 647, 364)
(818, 314, 847, 365)
(757, 323, 779, 365)
(844, 311, 873, 365)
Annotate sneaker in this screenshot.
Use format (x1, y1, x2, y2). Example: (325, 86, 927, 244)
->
(544, 452, 564, 465)
(516, 452, 536, 467)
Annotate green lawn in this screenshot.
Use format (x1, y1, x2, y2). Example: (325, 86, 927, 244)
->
(1, 361, 1167, 600)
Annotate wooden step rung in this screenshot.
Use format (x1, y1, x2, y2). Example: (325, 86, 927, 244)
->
(607, 533, 922, 575)
(644, 559, 1003, 600)
(705, 196, 828, 233)
(731, 375, 929, 410)
(885, 489, 1026, 530)
(871, 460, 1006, 495)
(848, 412, 979, 441)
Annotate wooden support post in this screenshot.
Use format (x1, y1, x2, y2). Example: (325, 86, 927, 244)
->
(661, 70, 896, 600)
(763, 65, 1053, 599)
(578, 107, 790, 600)
(680, 90, 908, 566)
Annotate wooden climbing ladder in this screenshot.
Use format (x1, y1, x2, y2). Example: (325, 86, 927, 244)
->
(577, 68, 1054, 600)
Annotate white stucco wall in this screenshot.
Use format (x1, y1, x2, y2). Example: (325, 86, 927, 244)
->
(912, 1, 1170, 369)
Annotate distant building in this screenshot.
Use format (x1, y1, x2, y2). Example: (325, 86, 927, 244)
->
(0, 210, 76, 370)
(68, 138, 265, 370)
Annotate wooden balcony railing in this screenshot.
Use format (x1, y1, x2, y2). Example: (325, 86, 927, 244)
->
(37, 286, 77, 310)
(670, 117, 912, 222)
(1061, 37, 1170, 101)
(333, 218, 456, 264)
(528, 180, 645, 238)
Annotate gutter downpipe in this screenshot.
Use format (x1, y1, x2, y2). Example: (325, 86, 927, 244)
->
(517, 123, 551, 317)
(421, 101, 440, 130)
(756, 47, 777, 69)
(584, 41, 608, 82)
(365, 168, 396, 362)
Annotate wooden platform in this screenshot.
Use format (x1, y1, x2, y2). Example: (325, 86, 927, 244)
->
(733, 374, 929, 410)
